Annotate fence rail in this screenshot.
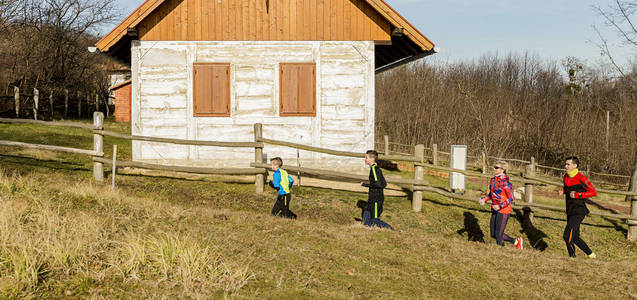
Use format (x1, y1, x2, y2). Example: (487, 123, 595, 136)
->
(93, 157, 265, 175)
(1, 117, 636, 240)
(0, 117, 97, 129)
(96, 130, 262, 148)
(0, 140, 99, 156)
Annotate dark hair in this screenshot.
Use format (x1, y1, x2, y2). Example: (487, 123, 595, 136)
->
(270, 157, 283, 167)
(564, 156, 579, 167)
(365, 150, 378, 160)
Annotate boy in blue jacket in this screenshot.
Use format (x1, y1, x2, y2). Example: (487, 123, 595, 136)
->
(268, 157, 296, 219)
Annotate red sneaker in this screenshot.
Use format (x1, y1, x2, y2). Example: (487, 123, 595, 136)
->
(515, 237, 523, 250)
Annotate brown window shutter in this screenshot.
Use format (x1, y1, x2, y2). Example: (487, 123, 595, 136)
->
(193, 63, 230, 117)
(280, 63, 316, 116)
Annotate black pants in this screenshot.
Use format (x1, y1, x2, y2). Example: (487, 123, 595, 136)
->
(563, 214, 592, 257)
(271, 194, 296, 219)
(366, 196, 383, 219)
(490, 212, 515, 246)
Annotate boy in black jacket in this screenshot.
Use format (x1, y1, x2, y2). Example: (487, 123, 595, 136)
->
(361, 150, 394, 230)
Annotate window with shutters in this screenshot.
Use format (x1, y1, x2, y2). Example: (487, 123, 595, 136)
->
(279, 63, 316, 116)
(193, 63, 230, 117)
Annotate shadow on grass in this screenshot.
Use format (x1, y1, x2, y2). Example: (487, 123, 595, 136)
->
(0, 154, 89, 172)
(585, 199, 628, 238)
(513, 208, 549, 251)
(456, 211, 485, 242)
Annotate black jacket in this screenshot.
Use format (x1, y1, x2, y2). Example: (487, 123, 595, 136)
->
(362, 164, 387, 201)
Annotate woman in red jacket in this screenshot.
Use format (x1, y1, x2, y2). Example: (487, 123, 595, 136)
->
(559, 156, 597, 258)
(480, 161, 523, 249)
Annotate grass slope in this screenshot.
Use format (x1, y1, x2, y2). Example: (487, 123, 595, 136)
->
(0, 120, 636, 299)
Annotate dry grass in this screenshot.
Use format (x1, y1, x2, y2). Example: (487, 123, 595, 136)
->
(0, 160, 636, 299)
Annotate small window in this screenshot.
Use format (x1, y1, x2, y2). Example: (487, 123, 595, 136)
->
(279, 63, 316, 116)
(193, 63, 230, 117)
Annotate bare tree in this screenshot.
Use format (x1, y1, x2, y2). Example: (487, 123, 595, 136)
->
(0, 0, 23, 33)
(0, 0, 119, 117)
(592, 0, 637, 83)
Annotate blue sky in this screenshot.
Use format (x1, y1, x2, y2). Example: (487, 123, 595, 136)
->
(107, 0, 634, 67)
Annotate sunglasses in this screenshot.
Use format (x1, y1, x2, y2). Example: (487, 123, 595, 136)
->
(493, 166, 502, 170)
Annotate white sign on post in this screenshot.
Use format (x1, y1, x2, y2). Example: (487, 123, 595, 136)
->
(449, 145, 467, 194)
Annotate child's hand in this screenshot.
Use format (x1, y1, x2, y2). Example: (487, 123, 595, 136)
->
(491, 203, 500, 211)
(558, 188, 564, 196)
(479, 196, 487, 206)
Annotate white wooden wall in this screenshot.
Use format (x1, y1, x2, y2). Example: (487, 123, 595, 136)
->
(131, 41, 374, 172)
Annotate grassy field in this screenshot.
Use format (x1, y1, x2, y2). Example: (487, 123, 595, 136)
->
(1, 119, 636, 299)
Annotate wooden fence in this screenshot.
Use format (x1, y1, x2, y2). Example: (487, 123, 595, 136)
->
(2, 87, 111, 120)
(375, 135, 633, 186)
(1, 116, 637, 240)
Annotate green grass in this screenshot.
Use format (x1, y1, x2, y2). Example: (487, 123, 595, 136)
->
(1, 120, 636, 299)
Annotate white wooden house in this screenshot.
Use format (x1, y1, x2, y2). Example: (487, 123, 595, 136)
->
(96, 0, 435, 171)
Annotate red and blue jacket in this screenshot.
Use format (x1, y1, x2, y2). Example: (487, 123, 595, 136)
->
(562, 171, 596, 216)
(486, 174, 514, 214)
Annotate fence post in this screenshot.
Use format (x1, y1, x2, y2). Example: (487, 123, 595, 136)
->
(413, 144, 425, 212)
(33, 88, 39, 120)
(93, 112, 104, 182)
(432, 143, 438, 166)
(64, 89, 68, 118)
(384, 135, 389, 155)
(111, 145, 117, 190)
(95, 93, 99, 112)
(14, 86, 19, 117)
(627, 130, 637, 241)
(254, 123, 264, 193)
(524, 157, 535, 223)
(481, 151, 487, 174)
(49, 90, 53, 120)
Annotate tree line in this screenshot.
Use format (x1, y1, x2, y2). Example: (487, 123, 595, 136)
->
(376, 53, 637, 176)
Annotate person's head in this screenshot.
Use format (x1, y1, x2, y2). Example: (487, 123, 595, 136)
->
(564, 156, 579, 172)
(493, 160, 508, 175)
(365, 150, 378, 166)
(270, 157, 283, 171)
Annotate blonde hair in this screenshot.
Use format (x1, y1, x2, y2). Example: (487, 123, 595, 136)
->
(495, 160, 509, 170)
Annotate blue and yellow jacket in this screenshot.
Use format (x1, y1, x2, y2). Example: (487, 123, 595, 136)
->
(269, 168, 294, 195)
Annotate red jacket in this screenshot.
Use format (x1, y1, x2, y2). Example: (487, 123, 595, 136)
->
(486, 174, 514, 214)
(562, 172, 596, 216)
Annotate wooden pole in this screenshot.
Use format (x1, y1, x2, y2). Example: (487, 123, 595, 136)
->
(432, 143, 438, 166)
(77, 91, 82, 118)
(627, 130, 637, 241)
(104, 94, 110, 117)
(48, 90, 53, 118)
(254, 123, 264, 193)
(297, 148, 301, 186)
(384, 135, 389, 155)
(95, 93, 99, 113)
(111, 144, 117, 190)
(606, 110, 610, 155)
(93, 112, 104, 182)
(524, 157, 535, 223)
(33, 88, 39, 120)
(14, 86, 19, 117)
(481, 151, 487, 174)
(64, 89, 68, 118)
(413, 144, 425, 212)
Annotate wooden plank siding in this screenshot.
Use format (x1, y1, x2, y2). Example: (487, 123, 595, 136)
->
(137, 0, 391, 43)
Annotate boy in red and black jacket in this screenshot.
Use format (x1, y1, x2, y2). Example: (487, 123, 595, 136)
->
(559, 156, 597, 258)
